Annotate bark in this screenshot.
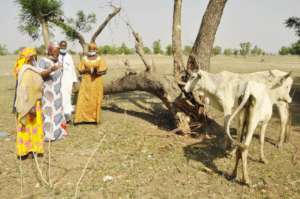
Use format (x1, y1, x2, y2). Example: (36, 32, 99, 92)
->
(104, 71, 201, 134)
(172, 0, 185, 79)
(41, 19, 50, 50)
(90, 7, 121, 43)
(187, 0, 227, 72)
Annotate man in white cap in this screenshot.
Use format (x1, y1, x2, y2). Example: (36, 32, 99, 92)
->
(58, 41, 78, 123)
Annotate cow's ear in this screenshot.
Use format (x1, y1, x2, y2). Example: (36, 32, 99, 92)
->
(280, 71, 292, 83)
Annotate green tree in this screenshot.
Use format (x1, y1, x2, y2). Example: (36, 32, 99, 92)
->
(289, 40, 300, 55)
(285, 17, 300, 37)
(233, 49, 239, 56)
(153, 40, 163, 54)
(0, 44, 8, 56)
(118, 43, 133, 55)
(251, 45, 263, 56)
(16, 0, 63, 49)
(143, 47, 152, 54)
(212, 46, 222, 56)
(166, 44, 172, 56)
(183, 45, 192, 55)
(239, 42, 251, 56)
(279, 46, 290, 55)
(223, 48, 233, 56)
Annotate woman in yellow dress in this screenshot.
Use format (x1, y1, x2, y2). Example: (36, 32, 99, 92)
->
(74, 43, 107, 124)
(15, 48, 60, 158)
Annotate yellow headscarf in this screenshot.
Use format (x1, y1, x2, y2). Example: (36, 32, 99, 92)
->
(14, 48, 37, 78)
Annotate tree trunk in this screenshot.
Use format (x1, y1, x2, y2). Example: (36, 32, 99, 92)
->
(187, 0, 227, 72)
(172, 0, 185, 80)
(41, 19, 50, 50)
(104, 71, 202, 134)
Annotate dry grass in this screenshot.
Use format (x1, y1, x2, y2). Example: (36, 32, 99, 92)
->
(0, 55, 300, 198)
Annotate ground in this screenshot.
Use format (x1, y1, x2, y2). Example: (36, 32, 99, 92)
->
(0, 55, 300, 198)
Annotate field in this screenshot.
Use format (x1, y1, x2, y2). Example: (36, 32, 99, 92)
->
(1, 55, 300, 198)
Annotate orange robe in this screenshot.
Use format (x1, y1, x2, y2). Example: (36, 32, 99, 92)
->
(74, 56, 107, 124)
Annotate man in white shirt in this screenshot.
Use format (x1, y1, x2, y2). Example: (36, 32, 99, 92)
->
(59, 41, 78, 123)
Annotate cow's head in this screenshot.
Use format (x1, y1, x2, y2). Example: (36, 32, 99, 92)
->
(184, 70, 203, 93)
(270, 71, 293, 103)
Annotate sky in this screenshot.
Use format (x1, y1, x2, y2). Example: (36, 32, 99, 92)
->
(0, 0, 299, 53)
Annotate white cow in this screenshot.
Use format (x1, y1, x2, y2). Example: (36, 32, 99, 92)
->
(226, 80, 273, 185)
(184, 69, 293, 150)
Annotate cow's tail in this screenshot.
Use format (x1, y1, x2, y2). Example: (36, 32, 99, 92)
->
(226, 83, 252, 150)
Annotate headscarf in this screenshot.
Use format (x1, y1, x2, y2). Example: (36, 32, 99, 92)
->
(13, 48, 37, 78)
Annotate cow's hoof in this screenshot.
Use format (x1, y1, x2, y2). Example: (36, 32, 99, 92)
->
(260, 158, 269, 164)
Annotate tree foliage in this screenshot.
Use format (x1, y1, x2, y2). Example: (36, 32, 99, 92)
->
(0, 44, 8, 56)
(153, 40, 163, 54)
(239, 42, 251, 56)
(250, 45, 264, 56)
(57, 10, 96, 41)
(223, 48, 233, 56)
(16, 0, 63, 40)
(166, 44, 172, 56)
(212, 46, 222, 56)
(285, 17, 300, 37)
(183, 45, 192, 56)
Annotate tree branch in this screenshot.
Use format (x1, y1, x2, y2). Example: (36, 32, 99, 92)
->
(90, 6, 121, 43)
(172, 0, 185, 79)
(187, 0, 227, 72)
(54, 20, 87, 49)
(125, 23, 153, 72)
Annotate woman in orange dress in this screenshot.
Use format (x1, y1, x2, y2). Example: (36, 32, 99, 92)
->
(74, 43, 107, 124)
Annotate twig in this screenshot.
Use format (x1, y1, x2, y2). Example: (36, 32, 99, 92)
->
(33, 153, 50, 186)
(48, 140, 52, 187)
(19, 156, 23, 198)
(73, 134, 106, 199)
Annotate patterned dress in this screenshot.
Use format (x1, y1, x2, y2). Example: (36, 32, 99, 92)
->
(16, 101, 44, 157)
(38, 58, 67, 141)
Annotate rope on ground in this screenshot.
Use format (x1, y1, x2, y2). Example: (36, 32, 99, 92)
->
(73, 133, 106, 199)
(33, 153, 50, 186)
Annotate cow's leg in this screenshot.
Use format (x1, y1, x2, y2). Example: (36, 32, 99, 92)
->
(241, 117, 257, 186)
(259, 122, 269, 164)
(230, 146, 242, 180)
(223, 105, 234, 151)
(276, 102, 289, 148)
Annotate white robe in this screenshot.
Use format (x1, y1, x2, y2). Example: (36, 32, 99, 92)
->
(59, 53, 78, 115)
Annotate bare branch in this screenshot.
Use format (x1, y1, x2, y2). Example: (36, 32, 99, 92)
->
(172, 0, 185, 79)
(187, 0, 227, 71)
(125, 23, 153, 72)
(90, 6, 121, 43)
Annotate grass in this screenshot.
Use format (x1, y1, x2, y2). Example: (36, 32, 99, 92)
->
(0, 55, 300, 198)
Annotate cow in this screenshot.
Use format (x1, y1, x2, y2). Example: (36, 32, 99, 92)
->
(183, 69, 293, 150)
(226, 80, 274, 185)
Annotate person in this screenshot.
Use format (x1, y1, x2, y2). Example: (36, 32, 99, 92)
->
(15, 48, 57, 158)
(58, 41, 78, 123)
(12, 47, 28, 113)
(74, 43, 107, 124)
(37, 42, 67, 141)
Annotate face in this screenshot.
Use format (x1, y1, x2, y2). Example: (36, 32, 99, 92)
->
(184, 72, 201, 93)
(49, 47, 60, 62)
(59, 42, 67, 54)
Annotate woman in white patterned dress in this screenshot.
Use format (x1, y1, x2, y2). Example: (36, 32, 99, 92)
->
(38, 43, 67, 141)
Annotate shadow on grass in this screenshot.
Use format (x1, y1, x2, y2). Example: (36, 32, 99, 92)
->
(183, 118, 228, 175)
(103, 91, 175, 130)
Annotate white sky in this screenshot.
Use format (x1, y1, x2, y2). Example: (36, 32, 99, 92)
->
(0, 0, 299, 53)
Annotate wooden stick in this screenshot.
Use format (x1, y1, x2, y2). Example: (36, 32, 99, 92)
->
(33, 153, 50, 186)
(73, 134, 106, 198)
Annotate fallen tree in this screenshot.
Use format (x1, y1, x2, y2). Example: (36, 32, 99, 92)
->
(103, 0, 228, 134)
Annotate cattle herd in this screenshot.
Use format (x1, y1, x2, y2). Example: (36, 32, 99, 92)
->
(184, 69, 293, 186)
